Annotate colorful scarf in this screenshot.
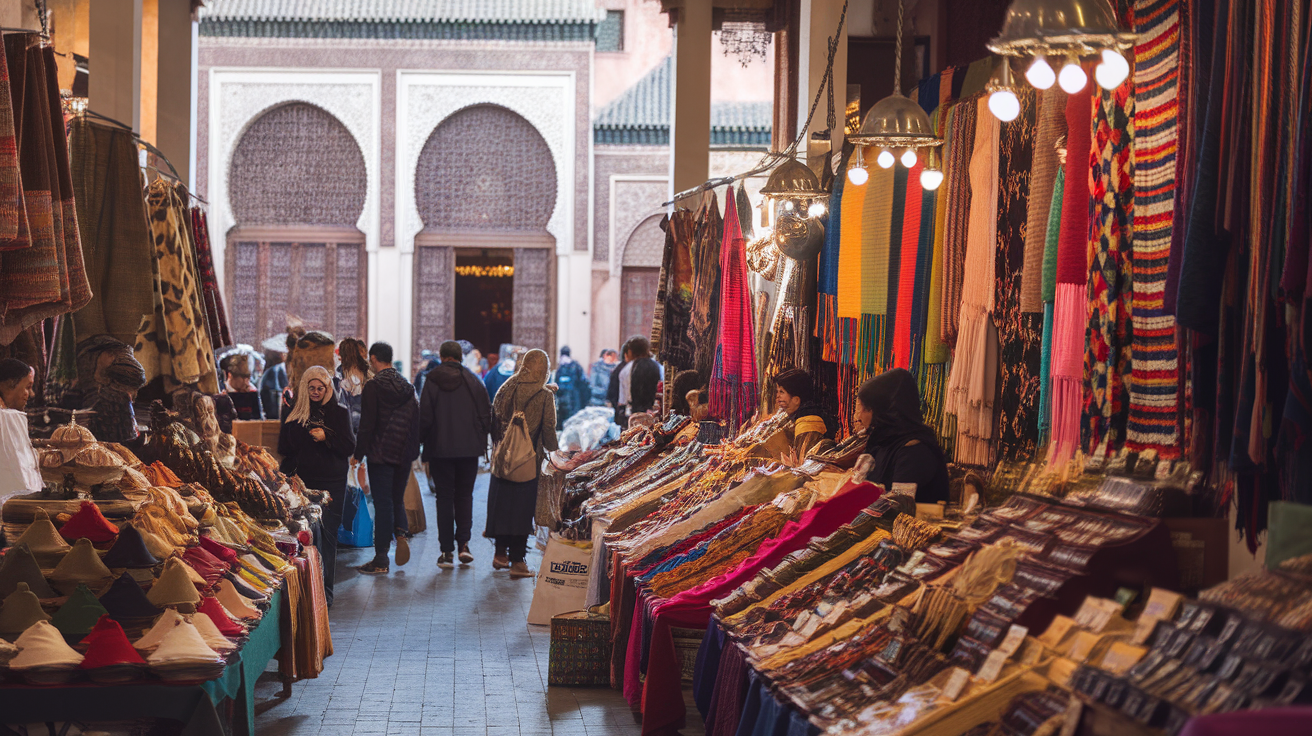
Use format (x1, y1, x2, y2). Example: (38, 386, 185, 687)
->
(940, 98, 977, 348)
(190, 207, 231, 350)
(1020, 89, 1068, 312)
(1037, 167, 1066, 447)
(708, 185, 758, 434)
(1126, 0, 1184, 456)
(0, 38, 24, 248)
(687, 190, 722, 383)
(657, 209, 697, 372)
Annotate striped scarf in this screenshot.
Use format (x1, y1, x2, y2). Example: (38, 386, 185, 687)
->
(708, 185, 758, 433)
(1126, 0, 1184, 456)
(940, 98, 977, 348)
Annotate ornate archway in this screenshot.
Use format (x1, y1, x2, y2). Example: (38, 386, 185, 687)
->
(225, 102, 369, 346)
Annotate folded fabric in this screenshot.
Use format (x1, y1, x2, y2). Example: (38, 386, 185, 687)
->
(101, 523, 160, 569)
(50, 582, 108, 642)
(49, 537, 113, 594)
(216, 578, 261, 618)
(182, 545, 228, 585)
(98, 572, 163, 623)
(0, 581, 50, 637)
(147, 558, 202, 608)
(197, 596, 246, 637)
(198, 535, 239, 565)
(189, 611, 237, 652)
(146, 619, 222, 663)
(58, 500, 120, 544)
(9, 620, 83, 668)
(12, 508, 70, 565)
(0, 542, 56, 598)
(78, 614, 146, 668)
(133, 608, 185, 651)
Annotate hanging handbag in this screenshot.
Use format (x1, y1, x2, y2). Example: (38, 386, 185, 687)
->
(548, 606, 611, 687)
(337, 466, 374, 547)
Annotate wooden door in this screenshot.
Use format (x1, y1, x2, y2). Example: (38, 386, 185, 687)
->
(620, 267, 660, 345)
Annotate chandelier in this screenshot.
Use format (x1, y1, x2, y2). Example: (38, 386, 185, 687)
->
(986, 0, 1135, 120)
(845, 0, 943, 191)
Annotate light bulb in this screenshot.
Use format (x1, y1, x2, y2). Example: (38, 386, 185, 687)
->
(1058, 60, 1087, 93)
(900, 149, 918, 168)
(847, 166, 869, 186)
(783, 200, 795, 211)
(988, 89, 1020, 121)
(1026, 56, 1056, 90)
(876, 149, 895, 169)
(1095, 48, 1129, 90)
(919, 169, 944, 191)
(808, 202, 827, 217)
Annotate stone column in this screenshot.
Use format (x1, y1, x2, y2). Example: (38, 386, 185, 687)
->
(89, 0, 142, 131)
(668, 2, 711, 196)
(153, 0, 194, 183)
(798, 0, 849, 166)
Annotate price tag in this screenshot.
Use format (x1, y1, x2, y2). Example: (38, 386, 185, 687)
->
(1101, 642, 1148, 676)
(977, 649, 1009, 683)
(890, 482, 918, 499)
(1131, 615, 1161, 646)
(1039, 615, 1077, 648)
(1143, 588, 1184, 620)
(941, 667, 971, 701)
(998, 624, 1029, 656)
(1065, 631, 1102, 663)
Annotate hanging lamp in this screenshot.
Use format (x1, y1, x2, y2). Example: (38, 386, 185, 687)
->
(986, 0, 1134, 112)
(759, 156, 828, 229)
(846, 0, 942, 189)
(986, 60, 1021, 122)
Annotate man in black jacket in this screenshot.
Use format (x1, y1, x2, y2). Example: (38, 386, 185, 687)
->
(351, 342, 421, 575)
(419, 341, 491, 568)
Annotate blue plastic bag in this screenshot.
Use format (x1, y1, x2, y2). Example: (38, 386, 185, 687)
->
(337, 479, 373, 548)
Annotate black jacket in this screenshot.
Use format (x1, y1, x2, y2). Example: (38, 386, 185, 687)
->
(628, 357, 661, 413)
(278, 399, 355, 490)
(419, 361, 491, 460)
(353, 368, 421, 465)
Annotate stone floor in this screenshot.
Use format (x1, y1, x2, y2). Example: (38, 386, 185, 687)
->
(252, 471, 706, 736)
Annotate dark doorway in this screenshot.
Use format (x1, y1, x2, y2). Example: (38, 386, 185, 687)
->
(620, 267, 660, 347)
(454, 250, 514, 358)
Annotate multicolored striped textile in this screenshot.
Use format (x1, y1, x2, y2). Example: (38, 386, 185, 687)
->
(708, 185, 758, 433)
(0, 40, 24, 248)
(687, 191, 722, 382)
(1038, 167, 1066, 447)
(1084, 77, 1136, 455)
(1127, 0, 1184, 456)
(939, 99, 978, 348)
(1020, 89, 1068, 312)
(190, 207, 232, 350)
(656, 208, 698, 371)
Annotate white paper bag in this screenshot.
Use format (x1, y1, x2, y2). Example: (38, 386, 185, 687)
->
(527, 533, 593, 625)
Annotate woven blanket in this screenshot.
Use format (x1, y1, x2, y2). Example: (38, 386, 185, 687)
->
(70, 118, 156, 348)
(1083, 80, 1136, 455)
(1126, 0, 1183, 456)
(687, 191, 722, 382)
(708, 185, 757, 433)
(0, 37, 24, 247)
(994, 90, 1041, 462)
(1020, 89, 1068, 311)
(940, 99, 977, 347)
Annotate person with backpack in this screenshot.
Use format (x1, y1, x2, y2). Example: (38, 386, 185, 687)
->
(351, 342, 421, 575)
(419, 341, 491, 568)
(486, 348, 557, 578)
(552, 345, 588, 427)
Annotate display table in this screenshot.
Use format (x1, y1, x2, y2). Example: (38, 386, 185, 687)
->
(0, 588, 283, 736)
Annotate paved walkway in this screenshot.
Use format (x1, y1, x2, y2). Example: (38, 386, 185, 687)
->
(253, 471, 706, 736)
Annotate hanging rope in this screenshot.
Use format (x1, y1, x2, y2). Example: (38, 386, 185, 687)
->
(893, 0, 905, 97)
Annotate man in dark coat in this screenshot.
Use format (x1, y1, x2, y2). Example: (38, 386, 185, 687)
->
(552, 346, 588, 427)
(419, 341, 491, 568)
(352, 342, 421, 575)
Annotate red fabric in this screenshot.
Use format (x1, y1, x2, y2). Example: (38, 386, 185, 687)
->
(623, 592, 651, 710)
(198, 536, 239, 565)
(636, 482, 884, 736)
(708, 185, 759, 432)
(198, 596, 245, 637)
(893, 162, 925, 368)
(1179, 708, 1312, 736)
(78, 614, 145, 668)
(182, 546, 229, 586)
(58, 501, 119, 543)
(1057, 86, 1095, 285)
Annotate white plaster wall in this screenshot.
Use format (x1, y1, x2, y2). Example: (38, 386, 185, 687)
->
(396, 70, 581, 372)
(205, 67, 383, 338)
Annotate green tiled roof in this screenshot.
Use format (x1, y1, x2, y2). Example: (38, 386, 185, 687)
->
(200, 0, 606, 40)
(593, 57, 772, 147)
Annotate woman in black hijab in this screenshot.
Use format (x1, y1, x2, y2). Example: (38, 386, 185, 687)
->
(856, 368, 950, 504)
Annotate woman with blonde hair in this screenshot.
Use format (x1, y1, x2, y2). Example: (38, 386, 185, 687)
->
(278, 365, 355, 605)
(486, 348, 558, 577)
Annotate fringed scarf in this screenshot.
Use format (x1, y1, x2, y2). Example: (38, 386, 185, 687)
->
(891, 162, 922, 371)
(859, 163, 897, 379)
(994, 90, 1041, 462)
(818, 146, 848, 364)
(190, 207, 231, 350)
(1049, 88, 1096, 465)
(657, 209, 697, 372)
(0, 39, 90, 346)
(1021, 89, 1068, 311)
(940, 98, 977, 348)
(1038, 166, 1066, 448)
(945, 96, 1000, 466)
(709, 185, 758, 433)
(0, 37, 24, 248)
(687, 190, 722, 383)
(1126, 0, 1184, 456)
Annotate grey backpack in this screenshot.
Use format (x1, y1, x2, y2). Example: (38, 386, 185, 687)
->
(492, 407, 538, 482)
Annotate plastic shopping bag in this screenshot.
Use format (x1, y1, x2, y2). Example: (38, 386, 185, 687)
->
(337, 468, 374, 548)
(527, 533, 593, 625)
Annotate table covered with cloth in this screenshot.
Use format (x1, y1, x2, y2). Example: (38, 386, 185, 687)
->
(0, 588, 284, 736)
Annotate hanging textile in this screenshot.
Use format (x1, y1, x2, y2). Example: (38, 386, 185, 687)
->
(0, 38, 90, 346)
(993, 90, 1040, 462)
(656, 209, 697, 373)
(944, 96, 1000, 466)
(134, 180, 219, 393)
(687, 191, 722, 383)
(69, 118, 155, 348)
(939, 98, 977, 348)
(1020, 89, 1067, 312)
(1126, 0, 1184, 456)
(189, 207, 231, 350)
(891, 163, 923, 371)
(1084, 75, 1136, 455)
(817, 147, 847, 364)
(0, 37, 24, 248)
(708, 185, 757, 433)
(1038, 166, 1066, 448)
(859, 164, 897, 377)
(1049, 88, 1095, 465)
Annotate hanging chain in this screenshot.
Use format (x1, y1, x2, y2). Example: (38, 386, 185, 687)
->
(36, 0, 48, 39)
(892, 0, 905, 96)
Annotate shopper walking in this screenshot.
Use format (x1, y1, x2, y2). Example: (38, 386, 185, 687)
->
(553, 346, 588, 427)
(486, 348, 557, 578)
(589, 349, 619, 406)
(616, 335, 660, 424)
(277, 366, 354, 605)
(336, 337, 371, 434)
(352, 342, 421, 575)
(419, 340, 491, 568)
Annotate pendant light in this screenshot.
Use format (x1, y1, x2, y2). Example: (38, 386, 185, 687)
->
(846, 0, 942, 190)
(986, 60, 1021, 122)
(759, 156, 828, 220)
(986, 0, 1135, 104)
